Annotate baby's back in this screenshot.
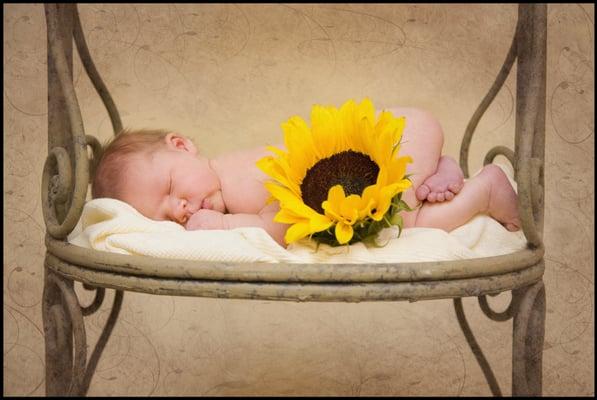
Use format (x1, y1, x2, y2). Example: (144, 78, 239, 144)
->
(212, 145, 282, 215)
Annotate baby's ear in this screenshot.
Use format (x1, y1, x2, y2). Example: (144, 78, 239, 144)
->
(165, 132, 197, 154)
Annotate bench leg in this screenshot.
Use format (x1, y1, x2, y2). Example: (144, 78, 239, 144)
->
(512, 279, 546, 396)
(42, 263, 124, 396)
(43, 268, 74, 395)
(455, 277, 546, 396)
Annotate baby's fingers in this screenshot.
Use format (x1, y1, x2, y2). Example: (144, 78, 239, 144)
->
(184, 213, 203, 230)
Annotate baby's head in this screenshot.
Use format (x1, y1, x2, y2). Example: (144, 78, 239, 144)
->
(92, 128, 224, 224)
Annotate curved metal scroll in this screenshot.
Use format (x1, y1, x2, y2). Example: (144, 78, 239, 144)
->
(483, 145, 516, 170)
(44, 269, 124, 396)
(478, 292, 515, 322)
(80, 284, 105, 316)
(454, 298, 504, 396)
(42, 4, 90, 239)
(46, 273, 88, 395)
(73, 5, 123, 135)
(85, 135, 103, 184)
(459, 16, 519, 179)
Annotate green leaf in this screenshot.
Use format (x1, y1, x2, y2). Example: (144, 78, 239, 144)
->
(398, 199, 415, 212)
(390, 213, 403, 227)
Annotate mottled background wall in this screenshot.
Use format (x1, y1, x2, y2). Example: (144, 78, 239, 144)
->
(4, 3, 594, 396)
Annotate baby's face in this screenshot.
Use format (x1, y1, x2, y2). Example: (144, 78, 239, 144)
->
(119, 139, 225, 224)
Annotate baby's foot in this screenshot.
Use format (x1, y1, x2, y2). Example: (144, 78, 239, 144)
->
(482, 164, 521, 231)
(416, 156, 465, 203)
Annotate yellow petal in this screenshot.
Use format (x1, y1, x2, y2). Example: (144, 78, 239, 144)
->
(371, 187, 396, 220)
(358, 116, 377, 162)
(387, 156, 412, 183)
(357, 192, 375, 220)
(335, 222, 354, 244)
(274, 208, 304, 224)
(311, 105, 337, 159)
(328, 185, 345, 205)
(375, 127, 394, 166)
(322, 202, 342, 222)
(340, 99, 359, 151)
(360, 183, 389, 221)
(361, 184, 380, 212)
(265, 145, 287, 158)
(340, 194, 361, 224)
(309, 213, 334, 232)
(376, 167, 388, 186)
(393, 116, 406, 146)
(285, 221, 312, 244)
(375, 110, 394, 134)
(322, 185, 345, 222)
(256, 157, 301, 198)
(357, 98, 376, 124)
(282, 117, 314, 177)
(265, 182, 318, 218)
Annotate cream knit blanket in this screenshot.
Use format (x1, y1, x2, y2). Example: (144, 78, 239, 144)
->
(67, 165, 526, 264)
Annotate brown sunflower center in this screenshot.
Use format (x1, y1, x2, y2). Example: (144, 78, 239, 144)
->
(300, 150, 379, 214)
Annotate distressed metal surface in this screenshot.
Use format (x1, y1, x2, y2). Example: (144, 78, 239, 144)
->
(46, 235, 544, 283)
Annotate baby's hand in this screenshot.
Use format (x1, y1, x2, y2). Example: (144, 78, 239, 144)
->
(185, 209, 226, 230)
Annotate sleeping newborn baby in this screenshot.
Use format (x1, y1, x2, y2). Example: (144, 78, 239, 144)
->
(92, 107, 521, 248)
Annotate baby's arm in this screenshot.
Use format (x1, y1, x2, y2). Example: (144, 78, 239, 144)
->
(185, 203, 289, 248)
(224, 206, 288, 248)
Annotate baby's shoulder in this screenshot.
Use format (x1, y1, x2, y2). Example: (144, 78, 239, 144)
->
(211, 145, 271, 179)
(213, 145, 275, 213)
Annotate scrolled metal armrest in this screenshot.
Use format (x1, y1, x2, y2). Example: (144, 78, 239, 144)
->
(483, 146, 516, 169)
(42, 146, 86, 239)
(85, 135, 103, 183)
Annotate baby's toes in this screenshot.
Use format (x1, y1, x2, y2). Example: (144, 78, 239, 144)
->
(436, 192, 445, 202)
(427, 192, 438, 202)
(444, 191, 454, 201)
(416, 184, 431, 201)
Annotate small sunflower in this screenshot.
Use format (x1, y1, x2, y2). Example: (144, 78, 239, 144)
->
(257, 98, 413, 246)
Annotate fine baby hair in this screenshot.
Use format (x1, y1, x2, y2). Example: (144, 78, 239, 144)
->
(92, 128, 176, 199)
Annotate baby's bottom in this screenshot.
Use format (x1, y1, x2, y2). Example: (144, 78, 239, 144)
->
(385, 106, 520, 232)
(384, 107, 443, 226)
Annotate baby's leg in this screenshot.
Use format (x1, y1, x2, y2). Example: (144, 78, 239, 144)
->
(412, 164, 521, 232)
(384, 107, 455, 226)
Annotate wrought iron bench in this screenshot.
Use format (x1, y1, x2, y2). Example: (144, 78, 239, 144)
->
(41, 3, 547, 396)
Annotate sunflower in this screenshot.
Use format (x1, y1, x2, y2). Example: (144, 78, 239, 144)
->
(257, 98, 413, 246)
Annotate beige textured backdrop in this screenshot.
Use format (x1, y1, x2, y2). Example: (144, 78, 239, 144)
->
(4, 3, 594, 396)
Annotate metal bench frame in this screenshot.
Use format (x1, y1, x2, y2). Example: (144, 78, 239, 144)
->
(41, 3, 547, 396)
